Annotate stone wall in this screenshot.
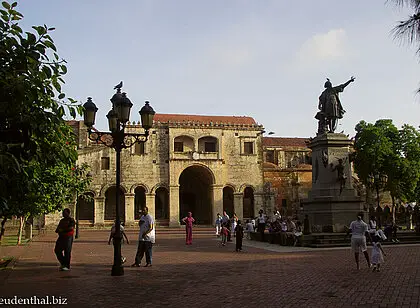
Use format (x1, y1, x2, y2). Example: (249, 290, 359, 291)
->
(45, 120, 266, 227)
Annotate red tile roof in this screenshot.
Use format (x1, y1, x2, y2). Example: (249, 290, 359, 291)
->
(263, 137, 309, 147)
(153, 114, 256, 125)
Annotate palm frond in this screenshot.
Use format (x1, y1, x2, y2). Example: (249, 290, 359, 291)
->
(392, 13, 420, 53)
(388, 0, 420, 9)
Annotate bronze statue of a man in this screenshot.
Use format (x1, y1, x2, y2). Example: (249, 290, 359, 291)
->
(317, 76, 355, 133)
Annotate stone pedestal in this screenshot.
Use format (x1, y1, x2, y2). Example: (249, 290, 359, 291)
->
(302, 133, 365, 232)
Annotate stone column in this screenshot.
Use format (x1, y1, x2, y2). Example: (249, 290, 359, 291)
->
(254, 193, 264, 217)
(146, 193, 156, 219)
(234, 193, 244, 221)
(212, 185, 223, 221)
(169, 185, 180, 226)
(125, 193, 135, 226)
(94, 197, 105, 226)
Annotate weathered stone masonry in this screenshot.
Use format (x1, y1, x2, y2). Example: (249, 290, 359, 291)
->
(72, 114, 266, 226)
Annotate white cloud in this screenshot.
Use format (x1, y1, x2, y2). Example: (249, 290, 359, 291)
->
(294, 29, 352, 70)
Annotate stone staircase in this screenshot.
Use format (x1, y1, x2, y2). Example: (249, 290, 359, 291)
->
(250, 230, 420, 248)
(304, 230, 420, 248)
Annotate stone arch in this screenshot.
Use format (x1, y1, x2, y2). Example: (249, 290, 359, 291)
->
(100, 183, 128, 197)
(223, 183, 237, 193)
(178, 165, 215, 224)
(134, 186, 147, 220)
(104, 185, 126, 221)
(223, 186, 235, 217)
(155, 186, 169, 220)
(130, 183, 150, 194)
(198, 135, 219, 153)
(150, 182, 169, 194)
(77, 192, 95, 221)
(176, 163, 216, 185)
(239, 183, 256, 194)
(173, 135, 195, 152)
(243, 186, 255, 219)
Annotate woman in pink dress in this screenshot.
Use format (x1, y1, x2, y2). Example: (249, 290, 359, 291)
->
(182, 212, 195, 245)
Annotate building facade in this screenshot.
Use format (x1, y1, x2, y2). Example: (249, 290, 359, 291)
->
(262, 137, 312, 216)
(71, 114, 266, 227)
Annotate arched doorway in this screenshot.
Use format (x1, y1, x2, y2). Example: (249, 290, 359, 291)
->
(134, 186, 146, 220)
(223, 186, 234, 217)
(78, 192, 94, 221)
(243, 187, 255, 219)
(155, 187, 169, 220)
(105, 186, 125, 222)
(179, 165, 214, 224)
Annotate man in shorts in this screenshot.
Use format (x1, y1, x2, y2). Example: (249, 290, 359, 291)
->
(349, 212, 371, 270)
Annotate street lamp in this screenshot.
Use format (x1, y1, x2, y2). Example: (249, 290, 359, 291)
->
(83, 82, 155, 276)
(368, 172, 388, 212)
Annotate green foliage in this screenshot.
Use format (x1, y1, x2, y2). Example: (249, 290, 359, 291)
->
(0, 1, 85, 220)
(354, 119, 420, 205)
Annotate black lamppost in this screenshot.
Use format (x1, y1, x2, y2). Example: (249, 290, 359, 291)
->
(368, 172, 388, 219)
(83, 82, 155, 276)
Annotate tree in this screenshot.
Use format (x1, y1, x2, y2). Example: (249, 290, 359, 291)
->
(353, 119, 420, 223)
(389, 0, 420, 91)
(0, 1, 84, 242)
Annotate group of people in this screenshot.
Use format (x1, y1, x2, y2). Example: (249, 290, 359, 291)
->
(54, 207, 388, 273)
(349, 212, 387, 271)
(54, 206, 156, 271)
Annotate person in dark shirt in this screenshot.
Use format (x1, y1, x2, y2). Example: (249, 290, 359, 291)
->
(234, 220, 244, 252)
(54, 208, 75, 271)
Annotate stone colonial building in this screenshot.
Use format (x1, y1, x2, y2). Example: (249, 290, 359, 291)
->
(70, 114, 268, 227)
(262, 137, 312, 216)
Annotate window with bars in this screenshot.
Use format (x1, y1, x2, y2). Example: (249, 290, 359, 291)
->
(101, 157, 110, 170)
(174, 142, 184, 152)
(204, 142, 216, 152)
(244, 142, 254, 154)
(134, 142, 145, 155)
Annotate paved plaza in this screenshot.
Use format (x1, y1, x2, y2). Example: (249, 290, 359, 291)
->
(0, 229, 419, 308)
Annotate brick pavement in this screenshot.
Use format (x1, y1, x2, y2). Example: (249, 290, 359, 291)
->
(0, 229, 419, 308)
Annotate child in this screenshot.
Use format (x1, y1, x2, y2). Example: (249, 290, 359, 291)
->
(371, 233, 386, 272)
(235, 220, 244, 252)
(108, 222, 130, 263)
(221, 223, 229, 246)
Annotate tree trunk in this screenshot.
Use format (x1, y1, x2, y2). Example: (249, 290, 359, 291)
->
(17, 216, 24, 245)
(0, 217, 7, 241)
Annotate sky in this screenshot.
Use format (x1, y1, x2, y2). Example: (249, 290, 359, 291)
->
(16, 0, 420, 137)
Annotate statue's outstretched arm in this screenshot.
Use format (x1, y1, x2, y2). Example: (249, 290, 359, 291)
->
(337, 76, 356, 90)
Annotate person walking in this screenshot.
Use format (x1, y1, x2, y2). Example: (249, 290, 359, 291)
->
(349, 212, 371, 270)
(182, 212, 195, 245)
(131, 206, 155, 267)
(108, 222, 130, 264)
(235, 220, 244, 252)
(231, 213, 238, 238)
(215, 213, 222, 237)
(54, 208, 75, 271)
(221, 223, 229, 246)
(257, 210, 267, 241)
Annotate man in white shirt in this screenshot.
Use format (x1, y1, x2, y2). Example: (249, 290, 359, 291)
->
(349, 212, 371, 270)
(131, 206, 155, 267)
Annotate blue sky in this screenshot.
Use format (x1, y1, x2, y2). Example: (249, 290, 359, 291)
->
(16, 0, 420, 137)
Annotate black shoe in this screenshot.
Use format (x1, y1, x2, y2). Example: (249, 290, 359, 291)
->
(131, 263, 140, 267)
(144, 263, 152, 267)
